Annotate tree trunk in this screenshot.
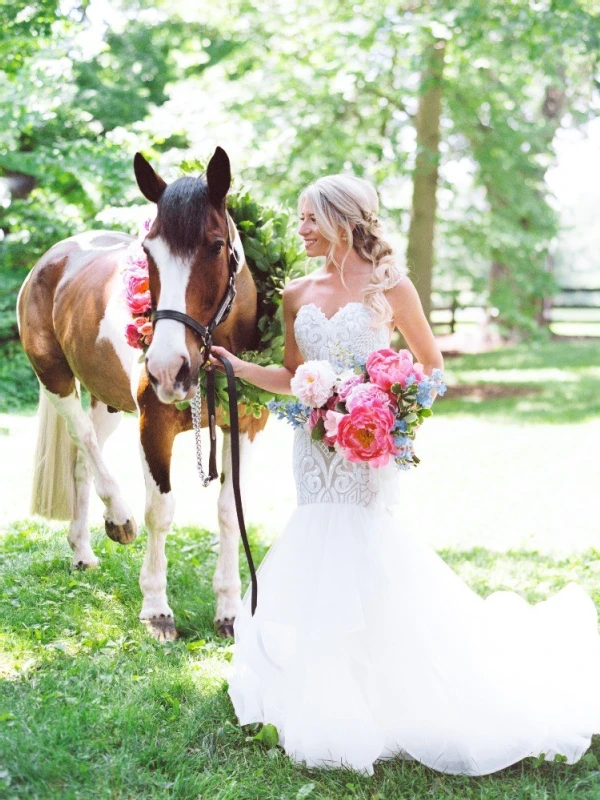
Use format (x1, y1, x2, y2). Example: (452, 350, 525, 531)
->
(406, 38, 445, 322)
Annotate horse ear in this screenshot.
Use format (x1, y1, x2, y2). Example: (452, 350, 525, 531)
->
(134, 153, 167, 204)
(206, 146, 231, 207)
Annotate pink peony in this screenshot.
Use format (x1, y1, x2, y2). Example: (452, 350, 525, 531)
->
(336, 404, 398, 468)
(323, 410, 344, 445)
(126, 266, 149, 296)
(125, 323, 142, 349)
(337, 371, 365, 401)
(126, 288, 152, 315)
(291, 360, 337, 408)
(366, 348, 425, 391)
(345, 382, 392, 412)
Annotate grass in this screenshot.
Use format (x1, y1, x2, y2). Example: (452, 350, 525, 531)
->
(3, 337, 600, 796)
(2, 522, 600, 799)
(438, 339, 600, 423)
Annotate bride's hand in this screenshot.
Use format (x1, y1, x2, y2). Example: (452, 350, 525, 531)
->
(208, 345, 247, 378)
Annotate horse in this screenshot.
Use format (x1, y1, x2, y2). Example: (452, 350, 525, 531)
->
(17, 147, 268, 640)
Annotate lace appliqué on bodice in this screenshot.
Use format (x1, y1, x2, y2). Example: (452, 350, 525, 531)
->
(292, 303, 392, 510)
(293, 302, 389, 370)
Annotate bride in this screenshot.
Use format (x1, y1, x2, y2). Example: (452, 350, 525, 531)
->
(210, 174, 600, 776)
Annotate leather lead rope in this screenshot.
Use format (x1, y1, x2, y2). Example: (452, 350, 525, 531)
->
(207, 354, 258, 616)
(205, 366, 218, 482)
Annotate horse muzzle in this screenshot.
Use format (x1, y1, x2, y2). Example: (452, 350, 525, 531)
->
(146, 353, 195, 405)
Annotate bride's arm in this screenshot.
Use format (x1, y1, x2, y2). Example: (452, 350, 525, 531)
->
(209, 283, 304, 395)
(387, 277, 444, 375)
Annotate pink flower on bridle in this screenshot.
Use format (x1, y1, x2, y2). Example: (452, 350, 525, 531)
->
(122, 214, 155, 350)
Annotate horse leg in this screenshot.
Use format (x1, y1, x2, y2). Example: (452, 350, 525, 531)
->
(68, 399, 122, 568)
(42, 387, 137, 545)
(138, 388, 179, 642)
(214, 430, 253, 637)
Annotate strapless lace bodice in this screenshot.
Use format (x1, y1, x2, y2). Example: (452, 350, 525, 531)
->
(292, 302, 393, 510)
(293, 302, 389, 369)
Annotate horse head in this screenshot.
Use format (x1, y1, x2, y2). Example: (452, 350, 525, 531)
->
(134, 147, 242, 404)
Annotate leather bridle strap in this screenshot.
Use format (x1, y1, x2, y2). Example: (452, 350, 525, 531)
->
(151, 216, 240, 364)
(152, 308, 212, 341)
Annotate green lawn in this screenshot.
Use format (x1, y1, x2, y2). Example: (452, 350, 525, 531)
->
(3, 338, 600, 797)
(438, 339, 600, 424)
(2, 522, 600, 799)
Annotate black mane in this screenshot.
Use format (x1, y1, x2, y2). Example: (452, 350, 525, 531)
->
(158, 176, 210, 256)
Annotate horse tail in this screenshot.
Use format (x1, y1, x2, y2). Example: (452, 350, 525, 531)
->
(30, 389, 77, 520)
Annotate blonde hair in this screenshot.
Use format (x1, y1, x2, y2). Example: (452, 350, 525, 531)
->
(298, 174, 406, 326)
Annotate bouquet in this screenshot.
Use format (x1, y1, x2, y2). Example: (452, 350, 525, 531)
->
(268, 348, 446, 470)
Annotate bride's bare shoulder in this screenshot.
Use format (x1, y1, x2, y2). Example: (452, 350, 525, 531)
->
(282, 274, 320, 313)
(385, 274, 420, 309)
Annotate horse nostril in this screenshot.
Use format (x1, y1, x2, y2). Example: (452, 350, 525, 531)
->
(146, 367, 158, 387)
(174, 357, 191, 389)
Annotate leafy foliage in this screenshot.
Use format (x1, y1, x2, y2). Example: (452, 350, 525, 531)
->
(188, 0, 600, 334)
(0, 0, 63, 75)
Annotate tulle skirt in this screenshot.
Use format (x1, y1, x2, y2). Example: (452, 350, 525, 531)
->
(227, 502, 600, 776)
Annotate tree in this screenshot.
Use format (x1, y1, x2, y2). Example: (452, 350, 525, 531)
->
(182, 0, 600, 333)
(0, 2, 234, 342)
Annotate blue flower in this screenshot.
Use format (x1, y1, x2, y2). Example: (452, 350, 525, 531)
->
(417, 382, 434, 407)
(430, 369, 447, 396)
(267, 398, 309, 429)
(393, 419, 407, 433)
(393, 434, 409, 449)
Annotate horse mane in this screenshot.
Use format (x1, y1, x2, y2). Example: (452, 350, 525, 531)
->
(158, 176, 210, 256)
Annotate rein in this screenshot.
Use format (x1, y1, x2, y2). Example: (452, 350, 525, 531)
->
(151, 219, 258, 617)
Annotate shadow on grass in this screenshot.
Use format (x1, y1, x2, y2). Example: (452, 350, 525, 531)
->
(438, 340, 600, 424)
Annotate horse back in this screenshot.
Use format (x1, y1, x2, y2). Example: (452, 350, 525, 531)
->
(19, 231, 138, 411)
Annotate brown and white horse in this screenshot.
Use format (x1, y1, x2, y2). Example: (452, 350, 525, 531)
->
(17, 147, 267, 639)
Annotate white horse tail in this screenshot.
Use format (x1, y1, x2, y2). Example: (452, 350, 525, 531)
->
(30, 388, 77, 520)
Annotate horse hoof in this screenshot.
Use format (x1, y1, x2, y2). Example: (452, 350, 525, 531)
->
(73, 559, 99, 570)
(105, 518, 137, 544)
(215, 617, 235, 638)
(141, 614, 178, 642)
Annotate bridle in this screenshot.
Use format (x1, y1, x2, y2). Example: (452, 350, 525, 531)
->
(151, 215, 240, 365)
(150, 214, 258, 618)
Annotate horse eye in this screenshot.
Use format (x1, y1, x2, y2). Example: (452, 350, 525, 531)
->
(210, 242, 224, 255)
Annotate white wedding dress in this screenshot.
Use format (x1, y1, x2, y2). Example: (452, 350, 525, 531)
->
(228, 301, 600, 776)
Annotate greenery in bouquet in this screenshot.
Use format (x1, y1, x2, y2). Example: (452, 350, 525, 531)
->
(269, 348, 446, 470)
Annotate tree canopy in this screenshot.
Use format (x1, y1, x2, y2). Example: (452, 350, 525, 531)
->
(1, 0, 599, 345)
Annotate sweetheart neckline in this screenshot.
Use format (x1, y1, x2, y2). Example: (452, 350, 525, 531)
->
(295, 301, 365, 324)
